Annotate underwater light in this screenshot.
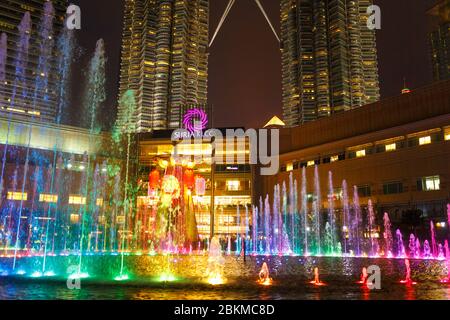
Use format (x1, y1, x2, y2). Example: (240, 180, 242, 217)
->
(30, 271, 43, 278)
(399, 280, 417, 285)
(68, 272, 89, 280)
(114, 274, 129, 281)
(257, 278, 273, 286)
(44, 271, 56, 277)
(0, 270, 9, 276)
(207, 276, 225, 285)
(159, 273, 177, 282)
(16, 270, 26, 275)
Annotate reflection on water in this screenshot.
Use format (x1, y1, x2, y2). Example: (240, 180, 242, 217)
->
(0, 256, 449, 300)
(1, 277, 449, 300)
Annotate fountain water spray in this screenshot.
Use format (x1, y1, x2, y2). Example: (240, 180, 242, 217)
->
(301, 167, 308, 255)
(75, 39, 106, 278)
(0, 13, 31, 238)
(400, 259, 417, 285)
(367, 200, 378, 257)
(0, 33, 6, 113)
(313, 166, 321, 255)
(352, 186, 362, 256)
(396, 229, 406, 258)
(257, 262, 273, 286)
(358, 267, 369, 286)
(430, 221, 437, 258)
(383, 213, 394, 258)
(310, 267, 326, 286)
(440, 240, 450, 283)
(342, 180, 351, 255)
(13, 3, 55, 271)
(327, 171, 337, 254)
(206, 236, 225, 285)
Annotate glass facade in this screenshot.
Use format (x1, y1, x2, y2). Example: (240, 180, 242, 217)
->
(0, 0, 67, 122)
(118, 0, 209, 132)
(280, 0, 380, 127)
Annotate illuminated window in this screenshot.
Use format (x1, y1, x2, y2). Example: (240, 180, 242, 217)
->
(419, 136, 431, 145)
(7, 192, 27, 201)
(418, 176, 440, 191)
(356, 150, 366, 158)
(307, 160, 315, 167)
(39, 194, 58, 203)
(330, 155, 339, 163)
(286, 162, 294, 172)
(445, 128, 450, 141)
(69, 195, 86, 205)
(96, 198, 104, 206)
(70, 214, 80, 224)
(385, 143, 396, 152)
(226, 180, 240, 191)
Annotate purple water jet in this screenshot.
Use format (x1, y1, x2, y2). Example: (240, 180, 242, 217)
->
(383, 213, 394, 257)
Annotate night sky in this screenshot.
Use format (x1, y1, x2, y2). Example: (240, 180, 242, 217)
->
(71, 0, 436, 130)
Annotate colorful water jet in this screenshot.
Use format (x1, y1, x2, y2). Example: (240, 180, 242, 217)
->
(206, 237, 226, 285)
(257, 262, 273, 286)
(310, 267, 326, 286)
(400, 259, 417, 285)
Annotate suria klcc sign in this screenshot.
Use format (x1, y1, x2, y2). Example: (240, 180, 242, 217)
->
(183, 108, 208, 133)
(172, 108, 280, 176)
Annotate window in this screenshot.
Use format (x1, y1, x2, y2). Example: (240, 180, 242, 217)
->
(69, 195, 86, 205)
(332, 188, 343, 200)
(70, 214, 80, 224)
(96, 198, 104, 206)
(419, 136, 431, 145)
(385, 143, 396, 152)
(417, 176, 440, 191)
(358, 185, 371, 197)
(330, 155, 339, 163)
(39, 194, 58, 203)
(383, 182, 403, 195)
(356, 150, 366, 158)
(226, 180, 240, 191)
(286, 162, 294, 172)
(445, 128, 450, 141)
(307, 160, 315, 167)
(7, 192, 27, 201)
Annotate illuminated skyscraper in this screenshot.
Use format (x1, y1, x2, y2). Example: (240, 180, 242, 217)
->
(428, 0, 450, 81)
(118, 0, 209, 132)
(0, 0, 67, 123)
(281, 0, 380, 127)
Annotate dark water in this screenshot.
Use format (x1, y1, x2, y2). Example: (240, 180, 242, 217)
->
(1, 256, 449, 300)
(1, 274, 450, 300)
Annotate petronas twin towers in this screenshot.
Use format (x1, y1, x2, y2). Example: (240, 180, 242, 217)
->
(118, 0, 380, 131)
(118, 0, 209, 132)
(281, 0, 380, 127)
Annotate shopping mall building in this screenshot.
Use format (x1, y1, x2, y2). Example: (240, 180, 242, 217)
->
(258, 80, 450, 235)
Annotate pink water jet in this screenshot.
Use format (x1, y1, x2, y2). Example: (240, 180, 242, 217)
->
(400, 259, 417, 285)
(440, 240, 450, 283)
(357, 267, 369, 287)
(310, 267, 326, 286)
(257, 262, 273, 286)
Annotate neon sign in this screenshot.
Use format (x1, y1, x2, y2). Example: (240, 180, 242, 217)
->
(183, 108, 208, 133)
